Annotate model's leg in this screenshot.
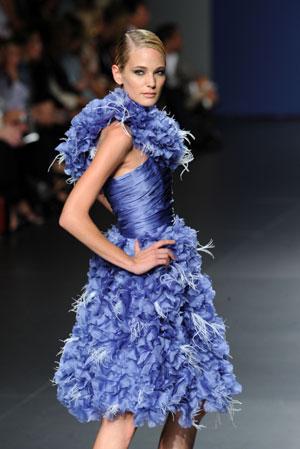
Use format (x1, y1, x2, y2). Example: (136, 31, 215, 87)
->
(157, 400, 206, 449)
(92, 411, 137, 449)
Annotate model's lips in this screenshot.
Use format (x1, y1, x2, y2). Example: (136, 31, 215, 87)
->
(143, 93, 156, 97)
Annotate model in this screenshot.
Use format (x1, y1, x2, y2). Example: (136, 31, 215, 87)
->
(51, 29, 242, 449)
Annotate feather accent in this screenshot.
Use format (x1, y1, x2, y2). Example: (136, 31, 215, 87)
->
(104, 403, 120, 418)
(180, 344, 203, 372)
(197, 238, 215, 258)
(154, 300, 168, 319)
(191, 312, 225, 346)
(90, 347, 109, 366)
(130, 321, 150, 338)
(69, 287, 96, 313)
(49, 87, 194, 183)
(191, 420, 207, 431)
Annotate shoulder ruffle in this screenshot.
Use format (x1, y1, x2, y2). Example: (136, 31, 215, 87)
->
(52, 87, 193, 184)
(129, 103, 194, 175)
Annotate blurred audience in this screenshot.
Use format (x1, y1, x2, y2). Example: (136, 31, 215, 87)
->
(0, 39, 29, 111)
(19, 28, 85, 117)
(156, 23, 222, 150)
(58, 13, 109, 99)
(0, 0, 23, 39)
(97, 1, 127, 82)
(0, 110, 44, 232)
(0, 0, 222, 234)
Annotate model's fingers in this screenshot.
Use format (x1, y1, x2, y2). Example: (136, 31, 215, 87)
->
(134, 238, 141, 255)
(152, 239, 176, 249)
(156, 256, 169, 265)
(157, 250, 174, 264)
(168, 250, 176, 261)
(156, 248, 176, 261)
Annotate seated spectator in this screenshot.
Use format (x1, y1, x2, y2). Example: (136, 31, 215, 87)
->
(0, 111, 44, 231)
(0, 39, 29, 111)
(156, 23, 222, 149)
(0, 0, 23, 39)
(76, 7, 110, 99)
(16, 29, 78, 207)
(19, 28, 86, 115)
(57, 14, 108, 101)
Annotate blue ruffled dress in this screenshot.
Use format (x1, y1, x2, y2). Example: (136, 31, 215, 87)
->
(52, 88, 242, 429)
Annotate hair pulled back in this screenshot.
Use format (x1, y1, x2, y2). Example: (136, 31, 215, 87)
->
(114, 29, 166, 71)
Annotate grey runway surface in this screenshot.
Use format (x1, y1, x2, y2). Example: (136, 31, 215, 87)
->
(1, 120, 300, 448)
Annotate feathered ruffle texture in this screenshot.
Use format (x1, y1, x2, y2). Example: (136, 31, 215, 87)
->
(53, 216, 242, 429)
(53, 88, 194, 184)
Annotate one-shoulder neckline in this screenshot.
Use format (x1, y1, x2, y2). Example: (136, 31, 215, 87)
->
(109, 156, 151, 182)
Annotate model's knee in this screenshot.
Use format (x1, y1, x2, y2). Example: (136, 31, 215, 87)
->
(122, 412, 137, 439)
(102, 411, 136, 440)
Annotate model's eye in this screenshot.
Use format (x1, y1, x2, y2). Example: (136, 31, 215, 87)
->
(134, 70, 144, 75)
(156, 69, 166, 76)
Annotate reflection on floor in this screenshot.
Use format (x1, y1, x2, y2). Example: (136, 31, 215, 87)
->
(1, 119, 300, 449)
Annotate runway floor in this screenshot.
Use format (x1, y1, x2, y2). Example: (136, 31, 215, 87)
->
(1, 119, 300, 448)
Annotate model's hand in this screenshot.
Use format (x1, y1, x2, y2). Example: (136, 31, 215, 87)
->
(131, 239, 176, 275)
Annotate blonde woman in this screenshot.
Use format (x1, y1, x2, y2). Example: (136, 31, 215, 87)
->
(52, 29, 242, 449)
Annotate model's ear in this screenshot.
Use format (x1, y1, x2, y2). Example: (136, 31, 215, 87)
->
(112, 65, 123, 85)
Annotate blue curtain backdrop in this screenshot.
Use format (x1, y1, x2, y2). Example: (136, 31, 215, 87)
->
(213, 0, 300, 116)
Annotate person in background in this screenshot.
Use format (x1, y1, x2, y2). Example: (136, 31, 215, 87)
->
(19, 28, 86, 117)
(0, 111, 44, 231)
(0, 0, 23, 39)
(17, 29, 77, 207)
(123, 0, 151, 30)
(58, 13, 108, 101)
(0, 39, 29, 111)
(156, 23, 222, 150)
(75, 6, 110, 99)
(97, 0, 128, 83)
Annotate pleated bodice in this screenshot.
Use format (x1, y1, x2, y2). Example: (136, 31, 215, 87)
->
(103, 156, 175, 238)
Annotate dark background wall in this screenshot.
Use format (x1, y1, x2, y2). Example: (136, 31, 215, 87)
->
(213, 0, 300, 116)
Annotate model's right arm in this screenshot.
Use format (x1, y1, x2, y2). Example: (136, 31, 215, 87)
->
(59, 123, 175, 274)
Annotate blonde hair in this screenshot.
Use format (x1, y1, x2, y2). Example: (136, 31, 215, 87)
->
(114, 29, 166, 70)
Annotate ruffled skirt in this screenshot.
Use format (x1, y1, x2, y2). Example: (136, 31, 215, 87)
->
(52, 215, 242, 429)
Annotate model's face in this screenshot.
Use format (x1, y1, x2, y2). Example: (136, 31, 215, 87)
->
(112, 47, 166, 107)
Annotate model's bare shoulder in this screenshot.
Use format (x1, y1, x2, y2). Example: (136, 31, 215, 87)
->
(98, 121, 132, 147)
(91, 120, 133, 175)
